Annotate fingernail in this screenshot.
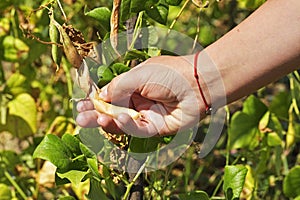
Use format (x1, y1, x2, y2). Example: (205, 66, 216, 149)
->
(99, 86, 108, 99)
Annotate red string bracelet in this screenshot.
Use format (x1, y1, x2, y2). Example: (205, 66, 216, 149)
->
(194, 51, 212, 115)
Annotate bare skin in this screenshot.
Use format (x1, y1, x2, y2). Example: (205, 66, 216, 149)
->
(76, 0, 300, 136)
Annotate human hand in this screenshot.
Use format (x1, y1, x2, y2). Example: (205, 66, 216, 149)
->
(76, 55, 209, 137)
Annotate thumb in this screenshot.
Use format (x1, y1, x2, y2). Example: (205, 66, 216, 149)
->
(99, 65, 147, 104)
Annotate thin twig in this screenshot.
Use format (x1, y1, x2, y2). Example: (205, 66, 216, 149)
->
(57, 0, 68, 22)
(168, 0, 191, 34)
(4, 170, 27, 200)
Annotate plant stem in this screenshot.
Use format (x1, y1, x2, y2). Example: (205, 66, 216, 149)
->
(4, 170, 27, 200)
(56, 0, 67, 21)
(62, 57, 73, 98)
(225, 106, 231, 166)
(168, 0, 191, 34)
(123, 157, 148, 200)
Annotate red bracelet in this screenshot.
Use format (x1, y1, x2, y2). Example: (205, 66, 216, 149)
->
(194, 51, 212, 115)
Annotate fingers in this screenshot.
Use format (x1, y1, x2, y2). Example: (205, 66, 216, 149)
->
(76, 99, 94, 112)
(115, 113, 159, 137)
(76, 110, 99, 128)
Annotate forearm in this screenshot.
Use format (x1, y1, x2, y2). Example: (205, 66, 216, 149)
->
(201, 0, 300, 106)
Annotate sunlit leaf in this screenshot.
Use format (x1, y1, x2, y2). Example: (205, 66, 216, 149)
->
(33, 134, 73, 170)
(97, 65, 115, 87)
(242, 95, 267, 121)
(228, 112, 260, 150)
(223, 165, 248, 200)
(1, 36, 29, 62)
(267, 132, 282, 147)
(84, 7, 111, 36)
(5, 93, 37, 137)
(111, 63, 130, 76)
(240, 165, 255, 200)
(283, 166, 300, 198)
(5, 73, 28, 96)
(0, 183, 12, 200)
(57, 170, 89, 186)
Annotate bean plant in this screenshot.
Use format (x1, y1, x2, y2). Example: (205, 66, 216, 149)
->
(0, 0, 299, 200)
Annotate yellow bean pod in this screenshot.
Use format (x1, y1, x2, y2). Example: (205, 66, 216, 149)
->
(90, 92, 141, 120)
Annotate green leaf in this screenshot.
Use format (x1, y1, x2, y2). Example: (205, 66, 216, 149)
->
(62, 133, 82, 156)
(269, 91, 291, 120)
(84, 7, 111, 36)
(166, 0, 182, 6)
(58, 196, 76, 200)
(178, 191, 209, 200)
(1, 36, 29, 62)
(5, 73, 28, 95)
(223, 165, 248, 200)
(242, 95, 267, 122)
(86, 179, 109, 200)
(97, 65, 115, 87)
(283, 166, 300, 198)
(6, 93, 37, 137)
(120, 0, 131, 22)
(123, 49, 150, 62)
(57, 170, 89, 186)
(129, 136, 163, 153)
(79, 128, 104, 155)
(0, 62, 4, 86)
(228, 112, 260, 150)
(0, 183, 12, 200)
(102, 166, 119, 200)
(228, 95, 268, 150)
(33, 134, 73, 170)
(295, 196, 300, 200)
(146, 4, 169, 25)
(80, 142, 96, 159)
(111, 63, 130, 76)
(0, 151, 20, 172)
(267, 132, 282, 147)
(79, 143, 101, 179)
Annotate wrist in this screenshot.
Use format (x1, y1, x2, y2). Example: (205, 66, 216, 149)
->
(192, 50, 227, 114)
